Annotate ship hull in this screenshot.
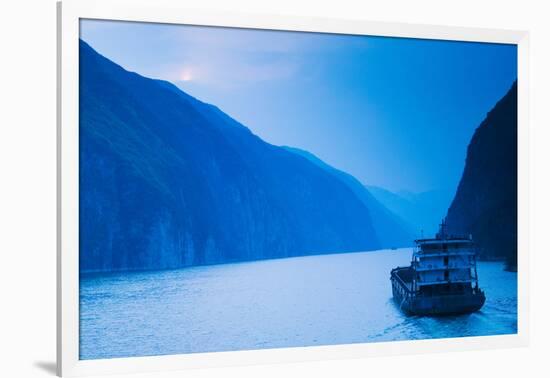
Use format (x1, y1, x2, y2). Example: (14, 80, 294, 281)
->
(393, 287, 486, 316)
(391, 267, 486, 316)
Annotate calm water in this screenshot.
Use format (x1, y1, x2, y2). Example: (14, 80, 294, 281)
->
(79, 249, 517, 359)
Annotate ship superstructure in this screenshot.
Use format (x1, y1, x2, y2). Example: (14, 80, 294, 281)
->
(391, 221, 485, 315)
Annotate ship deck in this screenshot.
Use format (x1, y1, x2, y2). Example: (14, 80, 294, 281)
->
(391, 266, 414, 292)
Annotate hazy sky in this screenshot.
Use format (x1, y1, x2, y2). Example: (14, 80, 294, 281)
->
(80, 19, 517, 194)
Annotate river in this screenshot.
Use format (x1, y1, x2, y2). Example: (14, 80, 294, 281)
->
(80, 248, 517, 359)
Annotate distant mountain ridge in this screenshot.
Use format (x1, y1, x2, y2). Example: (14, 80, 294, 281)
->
(366, 185, 453, 237)
(79, 39, 412, 273)
(282, 147, 414, 248)
(445, 82, 518, 270)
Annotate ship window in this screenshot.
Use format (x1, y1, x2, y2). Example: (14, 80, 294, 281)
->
(444, 270, 449, 281)
(444, 256, 449, 266)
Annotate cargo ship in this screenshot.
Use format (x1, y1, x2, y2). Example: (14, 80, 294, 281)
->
(390, 221, 485, 316)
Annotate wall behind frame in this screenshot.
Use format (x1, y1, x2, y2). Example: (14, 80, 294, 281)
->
(1, 0, 549, 377)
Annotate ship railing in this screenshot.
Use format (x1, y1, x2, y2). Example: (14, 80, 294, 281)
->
(413, 250, 476, 258)
(391, 268, 414, 300)
(414, 262, 476, 271)
(415, 238, 473, 243)
(416, 278, 474, 286)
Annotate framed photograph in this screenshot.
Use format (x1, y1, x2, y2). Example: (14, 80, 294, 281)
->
(57, 0, 529, 376)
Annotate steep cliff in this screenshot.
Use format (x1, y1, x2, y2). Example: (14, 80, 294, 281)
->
(79, 40, 385, 272)
(445, 82, 517, 270)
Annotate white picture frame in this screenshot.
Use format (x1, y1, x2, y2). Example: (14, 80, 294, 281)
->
(57, 0, 530, 376)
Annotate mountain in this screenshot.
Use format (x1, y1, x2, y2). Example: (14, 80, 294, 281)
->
(445, 82, 517, 270)
(366, 186, 453, 237)
(79, 39, 385, 273)
(283, 147, 413, 248)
